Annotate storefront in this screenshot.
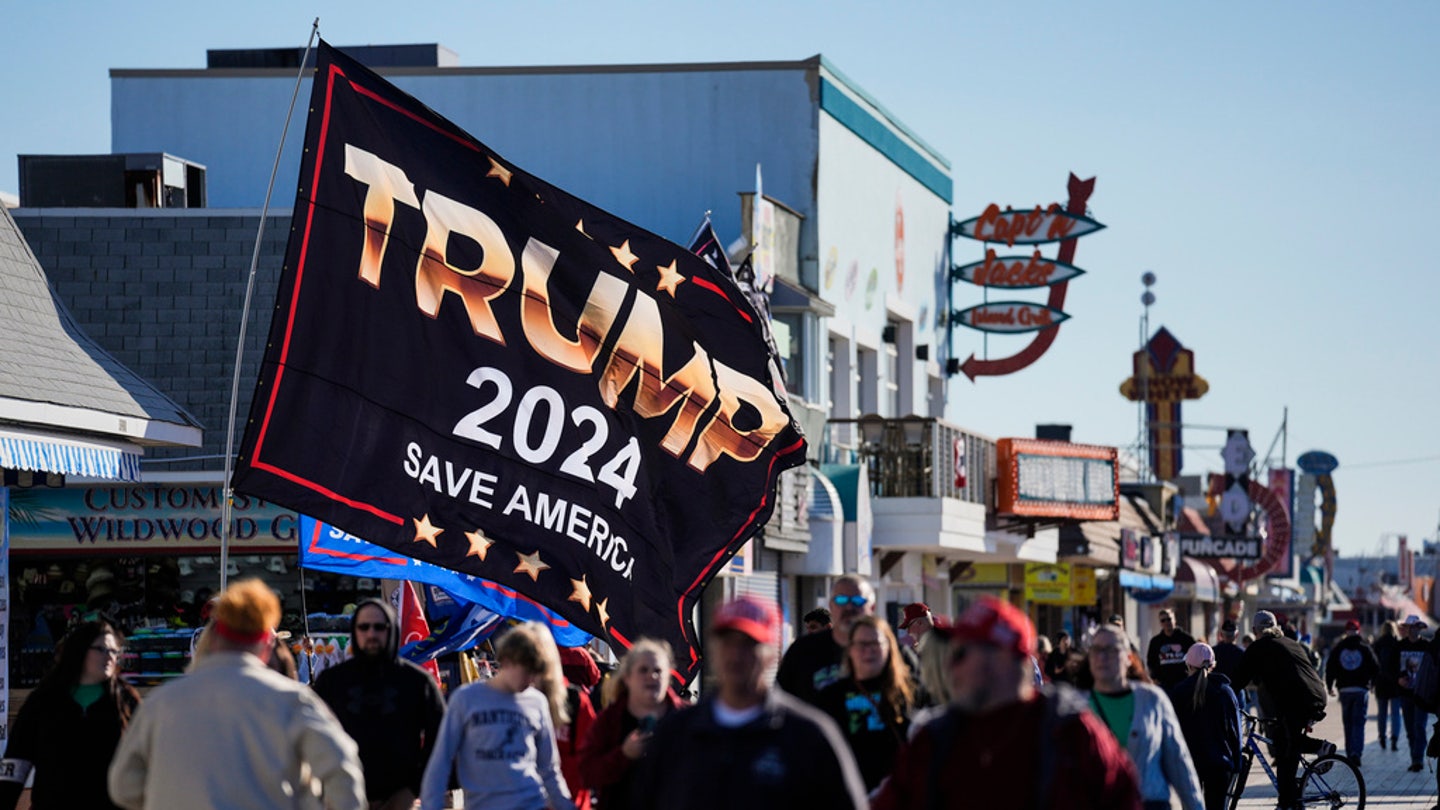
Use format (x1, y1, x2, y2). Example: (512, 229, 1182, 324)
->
(6, 481, 377, 687)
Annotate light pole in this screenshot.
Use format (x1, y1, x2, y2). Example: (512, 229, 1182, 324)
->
(1137, 271, 1156, 481)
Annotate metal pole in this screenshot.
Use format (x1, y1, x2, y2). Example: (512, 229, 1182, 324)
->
(219, 19, 321, 593)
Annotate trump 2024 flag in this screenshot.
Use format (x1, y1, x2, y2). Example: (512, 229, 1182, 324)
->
(233, 41, 804, 683)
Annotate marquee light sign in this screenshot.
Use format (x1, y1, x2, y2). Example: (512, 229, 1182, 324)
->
(952, 302, 1070, 334)
(947, 174, 1102, 380)
(996, 438, 1119, 520)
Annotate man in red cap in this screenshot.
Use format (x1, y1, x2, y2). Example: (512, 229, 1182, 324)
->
(872, 595, 1139, 810)
(1325, 618, 1379, 767)
(633, 595, 867, 810)
(899, 602, 934, 651)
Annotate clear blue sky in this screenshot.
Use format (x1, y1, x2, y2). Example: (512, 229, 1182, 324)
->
(4, 2, 1437, 560)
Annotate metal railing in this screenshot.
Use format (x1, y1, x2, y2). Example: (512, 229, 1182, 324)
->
(825, 415, 994, 506)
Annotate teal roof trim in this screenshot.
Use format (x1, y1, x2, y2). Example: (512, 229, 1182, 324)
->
(819, 78, 953, 203)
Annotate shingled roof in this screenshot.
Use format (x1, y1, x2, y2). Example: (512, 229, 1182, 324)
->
(0, 207, 201, 479)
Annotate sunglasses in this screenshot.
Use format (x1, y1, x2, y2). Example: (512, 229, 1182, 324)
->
(89, 645, 123, 657)
(832, 594, 869, 607)
(356, 623, 390, 632)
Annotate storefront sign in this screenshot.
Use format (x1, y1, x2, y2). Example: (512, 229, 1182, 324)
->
(1178, 533, 1261, 559)
(1, 488, 9, 749)
(952, 203, 1105, 247)
(952, 249, 1086, 289)
(6, 485, 298, 554)
(953, 302, 1069, 334)
(952, 562, 1010, 587)
(1266, 468, 1295, 579)
(1118, 327, 1209, 481)
(948, 174, 1097, 381)
(1071, 566, 1097, 605)
(1121, 528, 1140, 569)
(996, 438, 1119, 521)
(1024, 563, 1072, 602)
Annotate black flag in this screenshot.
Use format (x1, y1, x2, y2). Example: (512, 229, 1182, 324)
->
(232, 42, 805, 683)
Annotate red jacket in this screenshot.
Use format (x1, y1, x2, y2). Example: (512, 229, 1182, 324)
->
(556, 686, 598, 810)
(578, 690, 686, 806)
(872, 689, 1140, 810)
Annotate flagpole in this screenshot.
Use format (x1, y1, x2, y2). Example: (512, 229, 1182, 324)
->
(218, 19, 321, 593)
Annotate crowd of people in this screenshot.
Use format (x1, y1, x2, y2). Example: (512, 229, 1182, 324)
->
(3, 573, 1437, 810)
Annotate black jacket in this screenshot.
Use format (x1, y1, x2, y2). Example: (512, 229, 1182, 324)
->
(0, 681, 139, 810)
(1325, 634, 1380, 692)
(1212, 641, 1244, 683)
(1166, 671, 1242, 775)
(1233, 632, 1328, 721)
(631, 688, 867, 810)
(313, 598, 446, 800)
(1373, 634, 1401, 697)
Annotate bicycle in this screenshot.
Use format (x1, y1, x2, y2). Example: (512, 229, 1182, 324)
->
(1227, 711, 1365, 809)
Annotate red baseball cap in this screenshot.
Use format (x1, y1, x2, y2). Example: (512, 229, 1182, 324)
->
(1345, 619, 1361, 632)
(937, 595, 1035, 659)
(900, 602, 932, 630)
(711, 595, 780, 646)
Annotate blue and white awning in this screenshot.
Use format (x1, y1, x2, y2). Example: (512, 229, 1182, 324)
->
(0, 428, 142, 482)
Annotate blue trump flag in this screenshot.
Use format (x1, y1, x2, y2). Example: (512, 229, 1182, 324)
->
(399, 584, 506, 663)
(298, 515, 591, 647)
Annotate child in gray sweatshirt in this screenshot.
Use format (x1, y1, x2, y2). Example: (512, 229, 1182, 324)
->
(421, 624, 571, 809)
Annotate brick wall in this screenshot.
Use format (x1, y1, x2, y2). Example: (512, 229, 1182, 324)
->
(14, 209, 291, 474)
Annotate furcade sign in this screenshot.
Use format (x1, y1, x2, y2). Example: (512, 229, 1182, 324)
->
(232, 42, 804, 683)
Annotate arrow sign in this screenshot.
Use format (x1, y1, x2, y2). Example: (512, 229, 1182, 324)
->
(951, 203, 1104, 247)
(953, 302, 1070, 334)
(952, 249, 1086, 289)
(957, 174, 1095, 380)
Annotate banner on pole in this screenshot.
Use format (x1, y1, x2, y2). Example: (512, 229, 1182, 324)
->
(234, 42, 804, 682)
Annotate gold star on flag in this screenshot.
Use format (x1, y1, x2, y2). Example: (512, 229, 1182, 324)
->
(465, 529, 492, 560)
(610, 240, 639, 272)
(486, 156, 512, 186)
(596, 597, 611, 628)
(655, 260, 686, 297)
(569, 576, 593, 612)
(514, 549, 550, 582)
(412, 514, 443, 548)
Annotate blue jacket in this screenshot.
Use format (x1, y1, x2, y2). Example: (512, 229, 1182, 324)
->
(1167, 671, 1242, 775)
(1091, 681, 1204, 810)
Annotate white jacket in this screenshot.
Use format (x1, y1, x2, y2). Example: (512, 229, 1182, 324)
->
(108, 650, 366, 810)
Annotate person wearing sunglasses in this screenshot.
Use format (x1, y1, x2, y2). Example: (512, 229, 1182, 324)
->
(0, 620, 140, 810)
(315, 599, 447, 810)
(872, 596, 1139, 810)
(778, 574, 884, 707)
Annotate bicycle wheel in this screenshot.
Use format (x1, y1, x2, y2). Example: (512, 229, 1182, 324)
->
(1227, 751, 1254, 810)
(1298, 754, 1365, 809)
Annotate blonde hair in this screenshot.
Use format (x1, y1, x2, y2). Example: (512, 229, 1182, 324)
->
(496, 622, 569, 725)
(602, 638, 673, 708)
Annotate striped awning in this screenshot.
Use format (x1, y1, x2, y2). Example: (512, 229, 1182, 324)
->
(0, 428, 142, 481)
